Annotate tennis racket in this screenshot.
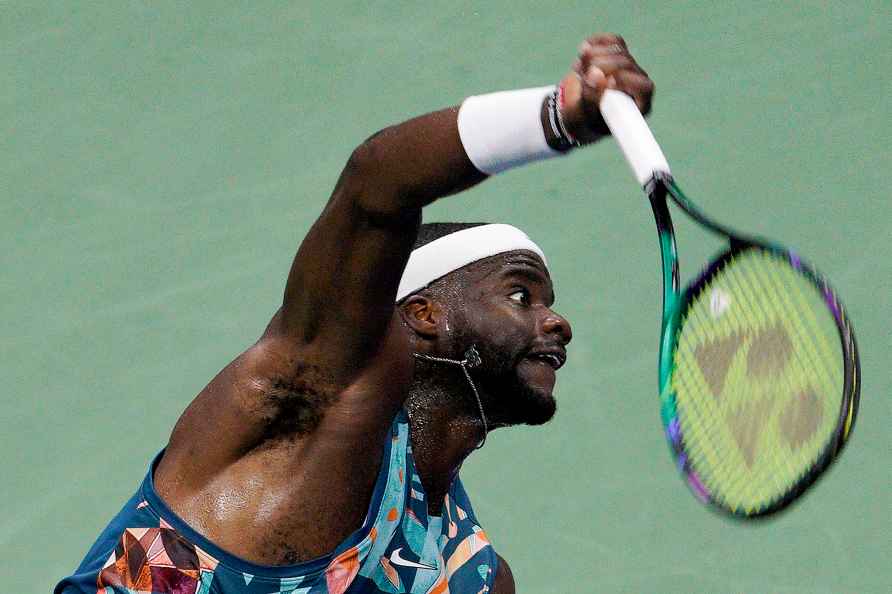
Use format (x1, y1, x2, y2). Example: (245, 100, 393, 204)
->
(599, 90, 860, 518)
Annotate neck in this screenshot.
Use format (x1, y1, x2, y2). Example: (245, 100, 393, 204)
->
(404, 362, 486, 515)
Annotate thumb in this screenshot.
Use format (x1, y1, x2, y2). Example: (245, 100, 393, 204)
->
(580, 64, 609, 106)
(578, 64, 611, 136)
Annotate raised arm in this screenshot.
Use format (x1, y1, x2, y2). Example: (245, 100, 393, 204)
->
(155, 33, 653, 567)
(269, 34, 652, 382)
(270, 106, 485, 379)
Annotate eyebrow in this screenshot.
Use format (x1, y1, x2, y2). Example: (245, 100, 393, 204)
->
(504, 252, 544, 267)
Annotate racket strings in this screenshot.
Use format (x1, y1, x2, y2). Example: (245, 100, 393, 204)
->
(677, 330, 805, 505)
(671, 249, 844, 514)
(744, 254, 840, 401)
(690, 254, 837, 503)
(684, 261, 831, 507)
(682, 291, 815, 504)
(725, 255, 836, 392)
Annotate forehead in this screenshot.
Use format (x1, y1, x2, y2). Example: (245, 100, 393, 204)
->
(468, 250, 552, 286)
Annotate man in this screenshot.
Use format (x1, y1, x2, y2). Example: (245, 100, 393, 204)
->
(56, 33, 653, 593)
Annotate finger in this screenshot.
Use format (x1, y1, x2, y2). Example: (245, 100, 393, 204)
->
(581, 63, 607, 95)
(584, 33, 627, 51)
(609, 70, 656, 115)
(578, 43, 645, 77)
(578, 40, 627, 63)
(583, 54, 640, 77)
(585, 42, 630, 58)
(579, 65, 609, 131)
(577, 37, 626, 65)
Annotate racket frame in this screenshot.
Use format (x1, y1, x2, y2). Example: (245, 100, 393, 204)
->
(651, 174, 861, 518)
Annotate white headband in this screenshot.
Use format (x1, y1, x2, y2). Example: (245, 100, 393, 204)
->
(396, 224, 548, 302)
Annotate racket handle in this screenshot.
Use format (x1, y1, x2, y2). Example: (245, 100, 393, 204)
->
(599, 89, 671, 187)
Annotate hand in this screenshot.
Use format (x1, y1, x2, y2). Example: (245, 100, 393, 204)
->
(559, 34, 654, 143)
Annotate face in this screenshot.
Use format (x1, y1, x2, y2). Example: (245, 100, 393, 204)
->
(442, 250, 573, 427)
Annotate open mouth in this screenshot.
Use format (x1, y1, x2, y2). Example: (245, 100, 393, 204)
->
(526, 351, 566, 370)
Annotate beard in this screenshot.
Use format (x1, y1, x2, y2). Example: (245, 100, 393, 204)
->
(456, 334, 558, 428)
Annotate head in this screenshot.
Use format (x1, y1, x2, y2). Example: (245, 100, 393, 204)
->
(397, 223, 573, 429)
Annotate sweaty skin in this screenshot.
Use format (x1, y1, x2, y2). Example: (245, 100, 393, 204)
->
(152, 33, 653, 592)
(403, 250, 573, 509)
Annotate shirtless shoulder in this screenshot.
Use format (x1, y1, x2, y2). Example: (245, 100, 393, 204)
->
(152, 312, 413, 564)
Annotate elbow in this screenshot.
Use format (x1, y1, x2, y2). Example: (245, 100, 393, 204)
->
(340, 130, 415, 224)
(345, 131, 383, 178)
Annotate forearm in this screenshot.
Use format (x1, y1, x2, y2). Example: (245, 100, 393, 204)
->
(280, 90, 560, 352)
(345, 106, 486, 221)
(346, 84, 582, 220)
(278, 106, 482, 353)
(345, 31, 658, 221)
(277, 32, 653, 369)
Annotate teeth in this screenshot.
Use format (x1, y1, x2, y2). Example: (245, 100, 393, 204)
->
(533, 354, 562, 368)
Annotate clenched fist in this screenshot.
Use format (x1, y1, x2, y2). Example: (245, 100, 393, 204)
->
(558, 34, 655, 144)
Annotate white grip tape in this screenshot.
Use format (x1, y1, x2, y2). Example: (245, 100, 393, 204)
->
(599, 89, 670, 186)
(457, 86, 560, 175)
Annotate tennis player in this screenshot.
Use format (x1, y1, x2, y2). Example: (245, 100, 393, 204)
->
(56, 34, 653, 594)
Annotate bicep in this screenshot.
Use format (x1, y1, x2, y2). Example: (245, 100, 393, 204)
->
(270, 134, 421, 375)
(271, 106, 483, 380)
(273, 150, 420, 378)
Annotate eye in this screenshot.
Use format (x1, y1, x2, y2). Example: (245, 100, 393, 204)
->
(508, 288, 530, 305)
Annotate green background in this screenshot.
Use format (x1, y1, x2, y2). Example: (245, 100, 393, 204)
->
(3, 2, 890, 592)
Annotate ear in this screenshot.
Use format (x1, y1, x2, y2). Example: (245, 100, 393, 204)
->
(399, 295, 443, 339)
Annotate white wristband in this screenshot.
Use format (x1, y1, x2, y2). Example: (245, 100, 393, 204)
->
(457, 86, 562, 175)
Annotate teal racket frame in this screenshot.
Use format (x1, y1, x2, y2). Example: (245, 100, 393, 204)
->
(649, 174, 860, 518)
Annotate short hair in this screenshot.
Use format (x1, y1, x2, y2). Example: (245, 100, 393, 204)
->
(411, 222, 488, 251)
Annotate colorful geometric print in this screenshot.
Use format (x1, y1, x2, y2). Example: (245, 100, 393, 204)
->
(57, 410, 498, 594)
(97, 520, 217, 594)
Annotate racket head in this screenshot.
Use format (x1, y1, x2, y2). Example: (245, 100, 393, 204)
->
(659, 243, 860, 518)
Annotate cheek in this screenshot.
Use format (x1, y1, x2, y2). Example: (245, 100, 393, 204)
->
(472, 307, 533, 353)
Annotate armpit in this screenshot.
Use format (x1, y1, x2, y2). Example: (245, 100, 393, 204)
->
(256, 361, 339, 441)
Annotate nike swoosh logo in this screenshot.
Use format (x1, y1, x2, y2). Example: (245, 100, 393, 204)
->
(389, 547, 436, 570)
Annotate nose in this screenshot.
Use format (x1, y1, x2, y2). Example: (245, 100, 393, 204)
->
(542, 309, 573, 346)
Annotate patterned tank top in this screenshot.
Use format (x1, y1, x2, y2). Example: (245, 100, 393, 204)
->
(55, 410, 498, 593)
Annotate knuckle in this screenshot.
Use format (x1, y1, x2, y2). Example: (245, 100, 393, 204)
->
(611, 70, 629, 86)
(596, 33, 625, 46)
(605, 56, 634, 74)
